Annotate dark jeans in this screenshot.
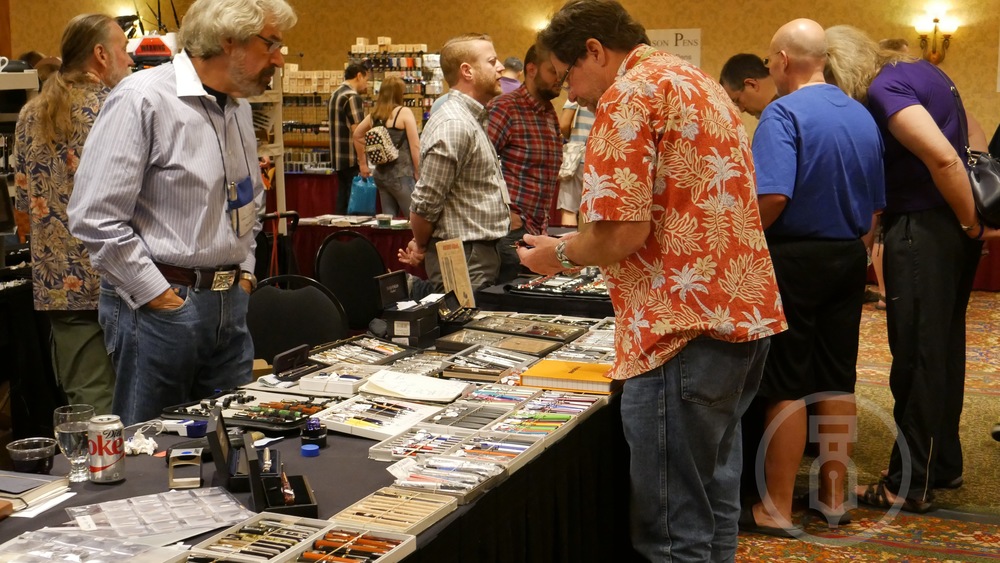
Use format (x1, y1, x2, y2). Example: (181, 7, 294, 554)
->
(336, 166, 359, 216)
(882, 206, 982, 503)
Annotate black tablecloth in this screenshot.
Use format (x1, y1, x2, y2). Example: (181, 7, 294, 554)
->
(0, 395, 639, 562)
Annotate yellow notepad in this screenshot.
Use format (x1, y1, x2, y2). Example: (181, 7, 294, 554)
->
(519, 359, 621, 394)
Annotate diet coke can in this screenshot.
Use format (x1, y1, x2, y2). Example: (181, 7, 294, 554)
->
(88, 414, 125, 483)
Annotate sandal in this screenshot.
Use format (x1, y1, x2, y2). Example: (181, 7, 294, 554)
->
(857, 480, 934, 514)
(738, 505, 802, 538)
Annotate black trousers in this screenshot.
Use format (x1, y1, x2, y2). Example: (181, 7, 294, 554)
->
(882, 206, 982, 503)
(335, 165, 359, 216)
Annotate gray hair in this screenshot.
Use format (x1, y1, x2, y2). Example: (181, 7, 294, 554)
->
(825, 25, 915, 103)
(178, 0, 297, 59)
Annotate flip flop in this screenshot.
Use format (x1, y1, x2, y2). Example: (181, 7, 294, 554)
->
(857, 480, 934, 514)
(738, 505, 802, 539)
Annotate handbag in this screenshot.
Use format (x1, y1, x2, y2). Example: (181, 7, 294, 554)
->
(347, 175, 377, 215)
(941, 70, 1000, 227)
(559, 141, 585, 179)
(364, 122, 399, 166)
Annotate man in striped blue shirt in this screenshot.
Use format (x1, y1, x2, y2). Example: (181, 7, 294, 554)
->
(68, 0, 298, 425)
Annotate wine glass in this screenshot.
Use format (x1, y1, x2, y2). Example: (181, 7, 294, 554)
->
(53, 404, 95, 483)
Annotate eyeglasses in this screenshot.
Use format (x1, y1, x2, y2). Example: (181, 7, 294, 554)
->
(558, 61, 579, 91)
(255, 34, 284, 55)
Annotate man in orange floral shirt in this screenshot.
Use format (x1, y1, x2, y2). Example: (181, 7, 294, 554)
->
(523, 1, 786, 560)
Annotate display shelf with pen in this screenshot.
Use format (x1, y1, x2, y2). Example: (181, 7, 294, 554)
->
(440, 344, 537, 383)
(461, 383, 541, 406)
(308, 335, 415, 366)
(435, 328, 562, 357)
(387, 455, 504, 504)
(161, 389, 344, 433)
(420, 401, 514, 432)
(368, 425, 474, 462)
(188, 512, 331, 562)
(446, 430, 546, 475)
(312, 396, 443, 441)
(330, 486, 457, 536)
(464, 315, 587, 342)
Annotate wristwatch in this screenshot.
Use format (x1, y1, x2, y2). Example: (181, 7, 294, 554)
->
(239, 270, 258, 291)
(555, 239, 579, 269)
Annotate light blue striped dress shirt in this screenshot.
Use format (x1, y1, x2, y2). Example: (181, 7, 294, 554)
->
(69, 51, 263, 309)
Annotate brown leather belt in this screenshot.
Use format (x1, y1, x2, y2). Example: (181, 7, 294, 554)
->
(154, 262, 240, 291)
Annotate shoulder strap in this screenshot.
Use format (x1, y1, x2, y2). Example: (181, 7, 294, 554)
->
(930, 64, 970, 152)
(390, 107, 402, 128)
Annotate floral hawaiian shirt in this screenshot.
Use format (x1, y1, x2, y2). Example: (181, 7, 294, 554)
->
(14, 81, 108, 311)
(580, 45, 787, 380)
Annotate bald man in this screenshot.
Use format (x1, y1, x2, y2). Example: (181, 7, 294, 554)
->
(741, 18, 885, 537)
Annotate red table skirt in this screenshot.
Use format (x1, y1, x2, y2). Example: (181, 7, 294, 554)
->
(293, 224, 425, 279)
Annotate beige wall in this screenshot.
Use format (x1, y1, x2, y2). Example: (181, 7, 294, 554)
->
(12, 0, 1000, 130)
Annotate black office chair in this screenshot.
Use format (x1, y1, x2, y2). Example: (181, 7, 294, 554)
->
(314, 230, 387, 331)
(246, 274, 349, 364)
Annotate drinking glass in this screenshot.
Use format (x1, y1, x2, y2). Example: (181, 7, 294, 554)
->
(53, 404, 95, 482)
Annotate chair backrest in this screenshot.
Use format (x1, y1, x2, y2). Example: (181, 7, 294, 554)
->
(314, 230, 387, 331)
(247, 274, 349, 364)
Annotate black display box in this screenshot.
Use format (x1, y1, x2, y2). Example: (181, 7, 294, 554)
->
(244, 433, 318, 518)
(206, 406, 281, 493)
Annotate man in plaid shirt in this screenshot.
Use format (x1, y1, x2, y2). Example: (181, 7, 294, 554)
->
(487, 44, 563, 283)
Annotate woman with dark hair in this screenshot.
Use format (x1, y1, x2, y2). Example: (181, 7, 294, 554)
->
(825, 24, 998, 514)
(353, 75, 420, 217)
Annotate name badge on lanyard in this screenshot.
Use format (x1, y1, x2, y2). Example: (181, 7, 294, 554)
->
(227, 175, 255, 237)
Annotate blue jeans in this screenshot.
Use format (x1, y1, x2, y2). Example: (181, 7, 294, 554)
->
(99, 282, 253, 425)
(622, 336, 768, 562)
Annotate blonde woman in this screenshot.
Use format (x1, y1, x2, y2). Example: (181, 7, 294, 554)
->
(353, 75, 420, 217)
(825, 24, 997, 514)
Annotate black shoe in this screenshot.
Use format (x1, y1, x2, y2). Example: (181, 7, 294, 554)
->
(738, 505, 802, 538)
(933, 476, 963, 489)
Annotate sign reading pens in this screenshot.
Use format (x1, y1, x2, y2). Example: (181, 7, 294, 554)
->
(647, 28, 702, 67)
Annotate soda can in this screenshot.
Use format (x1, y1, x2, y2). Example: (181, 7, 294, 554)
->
(88, 414, 125, 483)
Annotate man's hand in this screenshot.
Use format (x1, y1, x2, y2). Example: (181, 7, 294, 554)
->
(398, 239, 426, 266)
(146, 287, 184, 310)
(517, 233, 576, 276)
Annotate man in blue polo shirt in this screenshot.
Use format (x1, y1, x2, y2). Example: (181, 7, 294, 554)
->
(740, 18, 884, 537)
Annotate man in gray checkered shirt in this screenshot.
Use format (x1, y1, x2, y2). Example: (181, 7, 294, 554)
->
(399, 33, 511, 292)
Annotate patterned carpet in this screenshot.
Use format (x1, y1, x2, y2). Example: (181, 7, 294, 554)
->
(737, 290, 1000, 561)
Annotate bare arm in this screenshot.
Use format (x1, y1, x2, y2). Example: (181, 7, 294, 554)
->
(402, 108, 421, 180)
(888, 105, 978, 231)
(757, 194, 788, 230)
(352, 115, 373, 177)
(518, 220, 650, 276)
(558, 107, 577, 140)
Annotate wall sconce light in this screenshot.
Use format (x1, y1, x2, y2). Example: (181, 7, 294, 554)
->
(914, 15, 957, 65)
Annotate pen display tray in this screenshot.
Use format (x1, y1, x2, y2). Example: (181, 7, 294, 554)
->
(420, 401, 513, 431)
(162, 389, 344, 432)
(465, 315, 587, 342)
(309, 335, 415, 366)
(435, 329, 562, 356)
(441, 344, 537, 383)
(509, 270, 609, 299)
(368, 424, 475, 462)
(298, 362, 383, 395)
(446, 430, 545, 475)
(462, 383, 540, 406)
(523, 390, 607, 425)
(388, 455, 504, 504)
(188, 512, 331, 563)
(312, 395, 443, 441)
(330, 486, 457, 536)
(287, 524, 416, 563)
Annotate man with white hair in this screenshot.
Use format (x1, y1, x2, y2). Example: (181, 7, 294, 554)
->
(69, 0, 298, 425)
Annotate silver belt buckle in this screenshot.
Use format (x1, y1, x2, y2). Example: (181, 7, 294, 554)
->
(211, 270, 236, 291)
